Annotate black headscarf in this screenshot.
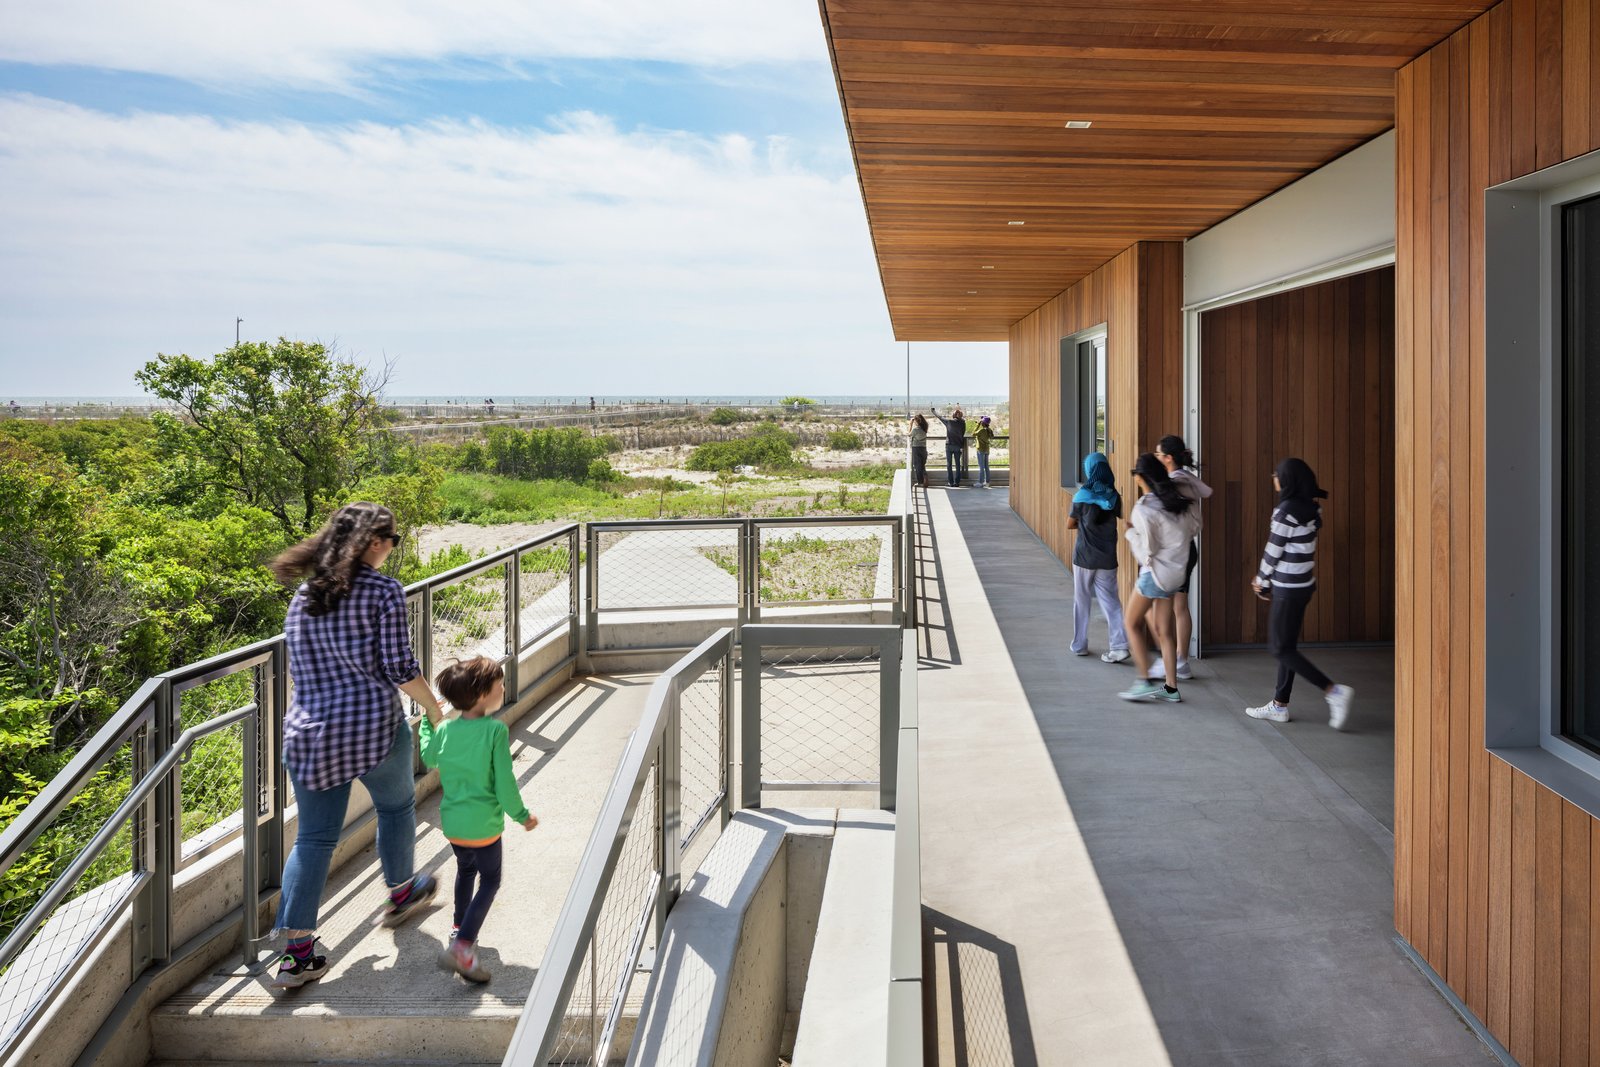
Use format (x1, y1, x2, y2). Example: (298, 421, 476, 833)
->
(1275, 457, 1326, 516)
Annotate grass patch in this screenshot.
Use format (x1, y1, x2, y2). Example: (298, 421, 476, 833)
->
(758, 534, 881, 602)
(442, 473, 893, 525)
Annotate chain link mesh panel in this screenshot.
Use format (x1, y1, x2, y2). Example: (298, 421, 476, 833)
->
(176, 670, 260, 861)
(545, 763, 660, 1065)
(0, 737, 140, 1051)
(430, 560, 510, 671)
(518, 540, 574, 648)
(756, 645, 882, 787)
(755, 526, 887, 605)
(595, 527, 740, 611)
(677, 662, 725, 868)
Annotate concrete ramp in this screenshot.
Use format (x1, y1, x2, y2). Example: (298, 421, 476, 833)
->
(147, 675, 651, 1066)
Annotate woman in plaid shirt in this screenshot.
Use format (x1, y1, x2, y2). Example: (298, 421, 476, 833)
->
(267, 502, 447, 989)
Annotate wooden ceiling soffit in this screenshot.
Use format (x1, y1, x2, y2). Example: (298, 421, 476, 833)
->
(820, 0, 1499, 339)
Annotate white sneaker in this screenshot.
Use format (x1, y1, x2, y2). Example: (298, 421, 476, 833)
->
(1071, 647, 1090, 657)
(1146, 659, 1193, 681)
(1100, 649, 1130, 664)
(1246, 701, 1290, 723)
(1326, 684, 1354, 730)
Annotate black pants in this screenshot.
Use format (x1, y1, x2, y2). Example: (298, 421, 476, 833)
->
(911, 445, 928, 485)
(450, 838, 503, 943)
(1269, 587, 1332, 704)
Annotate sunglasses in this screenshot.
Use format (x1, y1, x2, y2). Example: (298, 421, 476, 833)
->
(380, 531, 401, 546)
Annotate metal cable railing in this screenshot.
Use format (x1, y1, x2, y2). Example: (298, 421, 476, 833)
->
(0, 524, 582, 1063)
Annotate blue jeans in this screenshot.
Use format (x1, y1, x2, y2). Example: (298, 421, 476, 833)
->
(976, 452, 990, 485)
(274, 720, 417, 936)
(946, 447, 962, 486)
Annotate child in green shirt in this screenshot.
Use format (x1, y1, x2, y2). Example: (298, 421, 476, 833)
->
(421, 656, 538, 982)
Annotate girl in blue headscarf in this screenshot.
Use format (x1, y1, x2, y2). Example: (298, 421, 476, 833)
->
(1067, 453, 1130, 662)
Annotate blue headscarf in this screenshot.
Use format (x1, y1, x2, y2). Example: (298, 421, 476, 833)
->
(1072, 452, 1118, 511)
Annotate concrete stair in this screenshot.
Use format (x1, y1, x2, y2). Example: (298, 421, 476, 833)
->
(147, 675, 651, 1066)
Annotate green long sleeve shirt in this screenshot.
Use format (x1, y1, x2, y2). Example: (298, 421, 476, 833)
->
(418, 713, 530, 843)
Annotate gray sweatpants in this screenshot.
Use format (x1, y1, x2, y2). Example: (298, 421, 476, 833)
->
(1071, 565, 1127, 654)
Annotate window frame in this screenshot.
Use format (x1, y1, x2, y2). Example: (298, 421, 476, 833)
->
(1058, 325, 1109, 488)
(1485, 148, 1600, 817)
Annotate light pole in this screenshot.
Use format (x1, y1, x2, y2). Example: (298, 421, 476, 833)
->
(905, 340, 915, 418)
(235, 318, 243, 346)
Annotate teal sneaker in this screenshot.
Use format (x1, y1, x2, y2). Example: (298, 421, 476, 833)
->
(1120, 679, 1180, 703)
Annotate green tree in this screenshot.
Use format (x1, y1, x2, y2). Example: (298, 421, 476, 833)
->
(135, 339, 391, 537)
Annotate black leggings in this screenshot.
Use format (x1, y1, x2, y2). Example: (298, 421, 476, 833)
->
(911, 445, 928, 485)
(450, 838, 503, 943)
(1269, 588, 1332, 704)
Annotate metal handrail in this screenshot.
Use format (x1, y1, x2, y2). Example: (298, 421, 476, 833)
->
(0, 524, 585, 1065)
(505, 628, 736, 1066)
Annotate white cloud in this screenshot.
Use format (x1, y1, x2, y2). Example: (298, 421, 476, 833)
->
(0, 1, 828, 87)
(0, 95, 1007, 397)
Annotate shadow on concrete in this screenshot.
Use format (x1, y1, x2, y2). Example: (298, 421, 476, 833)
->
(911, 486, 961, 668)
(936, 488, 1495, 1066)
(923, 907, 1038, 1067)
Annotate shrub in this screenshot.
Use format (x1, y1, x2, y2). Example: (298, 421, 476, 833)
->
(708, 407, 743, 425)
(586, 457, 621, 483)
(686, 425, 801, 471)
(826, 429, 863, 451)
(780, 396, 816, 407)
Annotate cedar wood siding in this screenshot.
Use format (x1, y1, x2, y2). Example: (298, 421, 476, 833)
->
(1008, 241, 1184, 603)
(1395, 1, 1600, 1062)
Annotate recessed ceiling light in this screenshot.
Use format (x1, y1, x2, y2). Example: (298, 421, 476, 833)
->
(966, 290, 977, 294)
(957, 306, 967, 310)
(981, 265, 995, 270)
(1064, 120, 1093, 129)
(1007, 220, 1025, 226)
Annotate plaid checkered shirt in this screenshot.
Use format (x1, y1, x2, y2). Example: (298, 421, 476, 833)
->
(283, 565, 419, 793)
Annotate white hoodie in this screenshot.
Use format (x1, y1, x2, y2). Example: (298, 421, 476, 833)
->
(1125, 494, 1202, 592)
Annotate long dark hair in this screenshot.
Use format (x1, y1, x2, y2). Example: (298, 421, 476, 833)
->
(1157, 434, 1196, 470)
(1133, 453, 1192, 513)
(912, 413, 928, 431)
(270, 502, 397, 616)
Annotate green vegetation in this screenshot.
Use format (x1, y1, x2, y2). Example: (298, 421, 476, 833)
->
(826, 429, 863, 451)
(779, 396, 816, 407)
(707, 407, 745, 426)
(757, 534, 881, 602)
(685, 424, 800, 472)
(441, 472, 891, 523)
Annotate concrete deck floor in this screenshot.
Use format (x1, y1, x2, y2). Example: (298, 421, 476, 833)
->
(914, 485, 1496, 1066)
(150, 674, 652, 1065)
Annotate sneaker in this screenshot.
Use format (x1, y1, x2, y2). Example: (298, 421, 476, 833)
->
(272, 946, 328, 989)
(1100, 649, 1131, 664)
(1120, 680, 1180, 703)
(1072, 647, 1091, 657)
(380, 871, 438, 928)
(1326, 684, 1354, 731)
(1246, 701, 1291, 723)
(438, 939, 491, 983)
(1146, 659, 1193, 681)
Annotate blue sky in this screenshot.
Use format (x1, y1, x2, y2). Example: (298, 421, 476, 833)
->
(0, 3, 1007, 398)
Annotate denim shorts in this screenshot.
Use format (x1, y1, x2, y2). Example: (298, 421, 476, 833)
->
(1136, 569, 1176, 600)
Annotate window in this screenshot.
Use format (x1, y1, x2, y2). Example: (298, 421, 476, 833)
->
(1562, 193, 1600, 754)
(1059, 329, 1108, 487)
(1484, 148, 1600, 815)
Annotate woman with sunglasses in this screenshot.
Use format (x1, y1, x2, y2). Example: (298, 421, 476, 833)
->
(1145, 434, 1211, 681)
(267, 502, 446, 989)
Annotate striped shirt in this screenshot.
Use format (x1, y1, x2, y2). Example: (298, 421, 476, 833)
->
(1257, 502, 1321, 591)
(283, 565, 420, 792)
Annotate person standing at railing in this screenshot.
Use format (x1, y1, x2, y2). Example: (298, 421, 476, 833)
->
(974, 416, 994, 488)
(931, 405, 967, 487)
(909, 413, 930, 488)
(267, 502, 444, 990)
(419, 656, 539, 983)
